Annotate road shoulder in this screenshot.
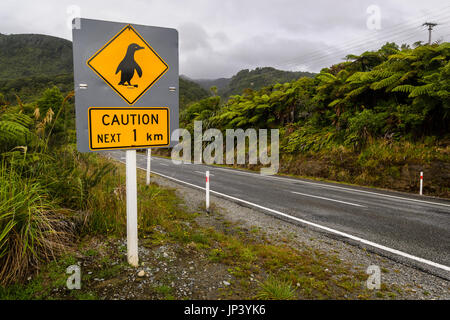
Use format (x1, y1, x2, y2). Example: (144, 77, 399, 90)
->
(151, 172, 450, 299)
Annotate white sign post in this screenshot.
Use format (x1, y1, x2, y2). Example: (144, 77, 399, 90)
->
(126, 150, 139, 267)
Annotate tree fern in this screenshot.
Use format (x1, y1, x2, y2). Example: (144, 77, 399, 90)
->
(408, 84, 434, 98)
(0, 112, 33, 152)
(0, 121, 31, 149)
(316, 73, 337, 83)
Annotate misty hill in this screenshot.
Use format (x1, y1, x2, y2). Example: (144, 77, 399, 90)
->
(179, 77, 209, 110)
(0, 34, 312, 106)
(191, 67, 315, 98)
(0, 33, 209, 108)
(188, 76, 231, 96)
(0, 33, 73, 80)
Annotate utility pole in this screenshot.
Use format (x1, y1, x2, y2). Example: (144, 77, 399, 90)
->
(423, 22, 438, 45)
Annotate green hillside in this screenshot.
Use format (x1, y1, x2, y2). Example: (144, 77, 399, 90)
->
(222, 67, 315, 98)
(0, 33, 73, 79)
(191, 77, 231, 95)
(0, 34, 209, 107)
(0, 34, 313, 106)
(192, 67, 315, 98)
(179, 77, 210, 110)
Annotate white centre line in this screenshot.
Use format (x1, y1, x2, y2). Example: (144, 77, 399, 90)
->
(133, 153, 450, 209)
(291, 191, 367, 208)
(292, 180, 450, 208)
(196, 162, 450, 208)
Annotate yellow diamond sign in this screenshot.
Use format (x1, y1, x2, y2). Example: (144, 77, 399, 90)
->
(87, 24, 169, 105)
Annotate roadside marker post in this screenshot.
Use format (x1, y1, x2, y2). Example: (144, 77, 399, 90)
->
(146, 149, 151, 185)
(206, 171, 210, 212)
(420, 171, 423, 195)
(72, 19, 179, 267)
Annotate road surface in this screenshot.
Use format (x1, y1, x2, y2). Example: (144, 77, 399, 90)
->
(106, 150, 450, 279)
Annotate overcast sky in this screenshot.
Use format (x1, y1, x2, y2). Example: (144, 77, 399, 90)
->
(1, 0, 449, 78)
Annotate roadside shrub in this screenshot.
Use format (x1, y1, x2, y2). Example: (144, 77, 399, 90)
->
(255, 275, 297, 300)
(0, 165, 73, 285)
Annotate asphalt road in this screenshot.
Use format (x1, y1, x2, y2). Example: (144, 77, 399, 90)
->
(106, 150, 450, 278)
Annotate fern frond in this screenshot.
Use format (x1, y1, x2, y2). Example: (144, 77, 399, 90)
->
(370, 73, 402, 90)
(408, 84, 434, 98)
(345, 85, 368, 98)
(0, 113, 33, 128)
(328, 99, 342, 107)
(391, 85, 415, 93)
(0, 120, 31, 148)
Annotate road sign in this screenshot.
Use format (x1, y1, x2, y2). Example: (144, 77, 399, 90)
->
(72, 18, 179, 152)
(87, 25, 169, 105)
(88, 107, 169, 150)
(72, 19, 179, 267)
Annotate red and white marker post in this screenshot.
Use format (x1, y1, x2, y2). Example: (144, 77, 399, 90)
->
(206, 171, 210, 212)
(146, 148, 151, 185)
(419, 171, 423, 196)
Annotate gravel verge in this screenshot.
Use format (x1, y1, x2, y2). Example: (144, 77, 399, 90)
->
(149, 172, 450, 300)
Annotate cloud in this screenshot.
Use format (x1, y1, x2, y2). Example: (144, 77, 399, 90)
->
(179, 22, 212, 53)
(1, 0, 448, 78)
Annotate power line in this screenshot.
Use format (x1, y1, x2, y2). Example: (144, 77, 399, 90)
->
(277, 6, 450, 70)
(282, 11, 450, 68)
(283, 24, 447, 71)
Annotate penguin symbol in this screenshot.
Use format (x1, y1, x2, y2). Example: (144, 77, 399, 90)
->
(116, 43, 144, 88)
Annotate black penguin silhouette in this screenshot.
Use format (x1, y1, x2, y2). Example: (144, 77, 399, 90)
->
(116, 43, 144, 87)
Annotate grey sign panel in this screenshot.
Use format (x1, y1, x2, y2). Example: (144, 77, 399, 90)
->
(72, 18, 179, 152)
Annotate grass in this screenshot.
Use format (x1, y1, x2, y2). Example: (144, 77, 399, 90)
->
(0, 163, 72, 285)
(0, 253, 90, 300)
(255, 276, 297, 300)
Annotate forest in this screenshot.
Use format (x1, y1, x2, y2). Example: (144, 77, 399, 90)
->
(180, 42, 450, 196)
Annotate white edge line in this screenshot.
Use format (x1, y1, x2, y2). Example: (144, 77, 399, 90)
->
(291, 191, 367, 208)
(115, 157, 450, 273)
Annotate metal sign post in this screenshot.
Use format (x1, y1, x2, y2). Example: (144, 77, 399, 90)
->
(72, 18, 178, 267)
(126, 150, 138, 266)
